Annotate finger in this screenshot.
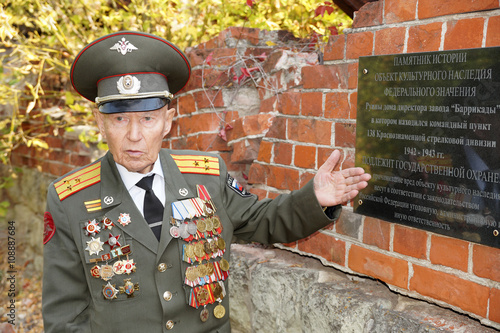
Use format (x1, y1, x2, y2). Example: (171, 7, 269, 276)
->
(318, 150, 341, 173)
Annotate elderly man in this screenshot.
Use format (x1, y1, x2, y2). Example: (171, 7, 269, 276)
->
(42, 31, 371, 332)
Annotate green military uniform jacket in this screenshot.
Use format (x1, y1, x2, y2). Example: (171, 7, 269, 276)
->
(42, 149, 340, 332)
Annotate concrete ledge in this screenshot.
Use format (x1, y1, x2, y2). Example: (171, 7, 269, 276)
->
(229, 243, 496, 333)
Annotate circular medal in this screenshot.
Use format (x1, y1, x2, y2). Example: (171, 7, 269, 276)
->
(197, 219, 207, 233)
(197, 264, 208, 277)
(213, 303, 226, 319)
(196, 288, 209, 304)
(204, 241, 213, 254)
(113, 260, 125, 275)
(212, 283, 223, 299)
(185, 244, 196, 260)
(212, 216, 221, 229)
(217, 237, 226, 251)
(102, 282, 119, 300)
(205, 263, 214, 276)
(170, 226, 180, 238)
(194, 242, 206, 258)
(204, 218, 213, 232)
(185, 266, 199, 282)
(187, 221, 197, 235)
(179, 223, 190, 239)
(200, 307, 210, 322)
(210, 241, 218, 253)
(219, 258, 229, 272)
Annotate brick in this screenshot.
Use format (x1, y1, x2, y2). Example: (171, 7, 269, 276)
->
(266, 165, 300, 190)
(259, 95, 278, 113)
(298, 171, 315, 188)
(302, 64, 348, 90)
(288, 118, 332, 145)
(301, 92, 323, 117)
(348, 245, 408, 289)
(407, 22, 442, 53)
(231, 138, 262, 164)
(418, 0, 498, 20)
(486, 16, 500, 47)
(317, 148, 335, 167)
(193, 90, 224, 109)
(325, 92, 349, 119)
(273, 142, 293, 165)
(195, 133, 231, 152)
(347, 63, 358, 90)
(228, 113, 275, 141)
(352, 1, 382, 28)
(375, 27, 406, 55)
(346, 31, 373, 59)
(336, 210, 362, 239)
(267, 191, 280, 199)
(444, 18, 484, 51)
(334, 123, 356, 148)
(227, 27, 260, 45)
(297, 232, 345, 266)
(473, 244, 500, 283)
(177, 112, 222, 134)
(266, 117, 287, 140)
(349, 92, 357, 119)
(363, 217, 391, 250)
(323, 34, 345, 61)
(248, 163, 268, 184)
(257, 140, 273, 163)
(429, 235, 469, 272)
(294, 145, 316, 169)
(393, 225, 427, 259)
(177, 94, 196, 115)
(490, 288, 500, 323)
(385, 0, 417, 24)
(410, 265, 489, 317)
(280, 91, 301, 115)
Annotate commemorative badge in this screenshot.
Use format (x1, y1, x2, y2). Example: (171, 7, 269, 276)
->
(118, 213, 132, 226)
(102, 216, 114, 230)
(119, 279, 139, 297)
(85, 237, 104, 256)
(105, 233, 121, 250)
(100, 264, 115, 281)
(102, 282, 119, 300)
(83, 219, 101, 236)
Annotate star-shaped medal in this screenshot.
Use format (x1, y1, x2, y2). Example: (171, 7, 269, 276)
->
(105, 233, 121, 250)
(83, 219, 101, 236)
(117, 213, 131, 226)
(85, 237, 104, 256)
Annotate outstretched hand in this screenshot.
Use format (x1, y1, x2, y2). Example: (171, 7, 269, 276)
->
(314, 150, 371, 207)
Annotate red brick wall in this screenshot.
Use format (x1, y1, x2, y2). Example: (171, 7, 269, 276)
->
(9, 1, 500, 329)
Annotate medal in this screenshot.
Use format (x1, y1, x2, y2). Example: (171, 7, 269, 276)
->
(100, 264, 115, 281)
(212, 283, 223, 299)
(219, 258, 229, 272)
(119, 278, 139, 297)
(121, 244, 131, 255)
(204, 218, 213, 232)
(212, 216, 221, 230)
(217, 237, 226, 251)
(185, 244, 196, 260)
(187, 221, 198, 235)
(90, 264, 101, 278)
(179, 223, 190, 239)
(196, 288, 209, 304)
(213, 303, 225, 319)
(186, 266, 199, 282)
(194, 242, 206, 258)
(102, 282, 119, 300)
(200, 306, 210, 322)
(122, 259, 136, 274)
(102, 217, 114, 230)
(111, 247, 123, 258)
(83, 219, 101, 236)
(117, 213, 131, 226)
(197, 219, 207, 233)
(113, 260, 125, 274)
(170, 226, 180, 238)
(105, 233, 121, 250)
(85, 237, 104, 256)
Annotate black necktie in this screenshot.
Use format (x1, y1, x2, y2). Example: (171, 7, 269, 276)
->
(136, 175, 163, 240)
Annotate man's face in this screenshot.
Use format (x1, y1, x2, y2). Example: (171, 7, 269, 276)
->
(95, 106, 175, 174)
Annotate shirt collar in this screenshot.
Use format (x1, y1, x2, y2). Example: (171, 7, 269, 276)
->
(115, 155, 164, 191)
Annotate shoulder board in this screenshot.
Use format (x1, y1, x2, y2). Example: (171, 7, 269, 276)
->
(170, 154, 220, 176)
(54, 161, 101, 201)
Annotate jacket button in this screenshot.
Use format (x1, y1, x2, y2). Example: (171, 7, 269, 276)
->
(158, 263, 167, 272)
(166, 320, 174, 330)
(163, 291, 172, 301)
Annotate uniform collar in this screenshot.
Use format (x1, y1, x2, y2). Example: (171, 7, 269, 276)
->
(115, 155, 164, 191)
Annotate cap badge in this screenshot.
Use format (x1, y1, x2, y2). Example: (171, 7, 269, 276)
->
(110, 37, 138, 55)
(117, 75, 141, 94)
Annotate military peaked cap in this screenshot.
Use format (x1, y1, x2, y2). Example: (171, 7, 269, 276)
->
(70, 31, 191, 113)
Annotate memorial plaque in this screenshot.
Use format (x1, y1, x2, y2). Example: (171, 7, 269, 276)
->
(354, 47, 500, 248)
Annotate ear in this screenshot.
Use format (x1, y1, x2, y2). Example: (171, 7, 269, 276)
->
(162, 107, 176, 137)
(93, 109, 107, 140)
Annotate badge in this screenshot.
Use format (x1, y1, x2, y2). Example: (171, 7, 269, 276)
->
(179, 188, 189, 197)
(100, 264, 115, 281)
(90, 264, 101, 278)
(118, 213, 131, 226)
(170, 226, 180, 238)
(122, 259, 136, 274)
(85, 237, 104, 256)
(213, 303, 226, 319)
(227, 175, 251, 197)
(43, 211, 56, 245)
(113, 260, 125, 275)
(102, 282, 119, 300)
(117, 75, 141, 94)
(103, 196, 114, 205)
(83, 219, 101, 236)
(102, 217, 114, 230)
(105, 233, 121, 250)
(119, 278, 139, 297)
(111, 247, 123, 258)
(110, 37, 138, 55)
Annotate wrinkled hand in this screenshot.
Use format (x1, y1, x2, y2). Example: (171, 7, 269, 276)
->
(314, 150, 371, 207)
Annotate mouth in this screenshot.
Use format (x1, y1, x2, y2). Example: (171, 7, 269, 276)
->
(125, 150, 145, 157)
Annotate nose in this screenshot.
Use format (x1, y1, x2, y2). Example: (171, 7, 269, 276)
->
(127, 119, 142, 141)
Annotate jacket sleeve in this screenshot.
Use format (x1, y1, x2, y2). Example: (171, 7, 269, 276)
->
(219, 162, 342, 244)
(42, 184, 91, 333)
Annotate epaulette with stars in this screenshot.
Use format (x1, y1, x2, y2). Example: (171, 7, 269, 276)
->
(54, 161, 101, 201)
(170, 154, 220, 176)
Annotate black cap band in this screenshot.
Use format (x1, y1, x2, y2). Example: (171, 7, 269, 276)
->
(98, 97, 169, 114)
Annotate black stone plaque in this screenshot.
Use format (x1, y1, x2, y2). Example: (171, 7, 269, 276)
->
(354, 47, 500, 248)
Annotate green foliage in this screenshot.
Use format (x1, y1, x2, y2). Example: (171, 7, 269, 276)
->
(0, 0, 351, 168)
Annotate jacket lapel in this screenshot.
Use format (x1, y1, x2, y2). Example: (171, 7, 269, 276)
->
(99, 152, 159, 255)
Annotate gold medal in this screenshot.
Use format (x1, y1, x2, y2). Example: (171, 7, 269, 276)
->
(219, 258, 229, 272)
(185, 244, 196, 260)
(217, 237, 226, 251)
(197, 219, 207, 233)
(197, 263, 208, 277)
(205, 263, 214, 276)
(204, 217, 213, 232)
(196, 288, 209, 304)
(211, 216, 221, 229)
(212, 283, 222, 299)
(213, 303, 226, 319)
(204, 240, 213, 254)
(186, 266, 199, 282)
(194, 242, 206, 258)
